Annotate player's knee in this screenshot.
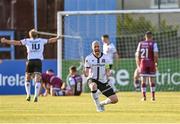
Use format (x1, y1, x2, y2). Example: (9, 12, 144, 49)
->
(109, 95, 118, 104)
(150, 82, 155, 87)
(34, 73, 42, 82)
(25, 73, 31, 82)
(141, 82, 146, 87)
(111, 96, 118, 104)
(89, 82, 97, 91)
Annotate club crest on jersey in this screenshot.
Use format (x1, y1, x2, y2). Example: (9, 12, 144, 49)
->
(102, 59, 105, 63)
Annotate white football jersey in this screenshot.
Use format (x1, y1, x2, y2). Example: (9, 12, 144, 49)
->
(85, 52, 110, 83)
(103, 43, 117, 64)
(21, 38, 48, 60)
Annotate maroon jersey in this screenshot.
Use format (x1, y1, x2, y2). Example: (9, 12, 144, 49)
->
(42, 73, 63, 88)
(41, 73, 51, 84)
(49, 76, 63, 89)
(136, 40, 158, 76)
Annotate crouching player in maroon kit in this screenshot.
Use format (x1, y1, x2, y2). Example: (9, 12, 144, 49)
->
(41, 69, 65, 96)
(66, 66, 83, 96)
(136, 31, 158, 101)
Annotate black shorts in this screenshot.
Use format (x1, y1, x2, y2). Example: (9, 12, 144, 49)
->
(74, 91, 82, 96)
(109, 64, 113, 69)
(88, 78, 115, 97)
(26, 59, 42, 73)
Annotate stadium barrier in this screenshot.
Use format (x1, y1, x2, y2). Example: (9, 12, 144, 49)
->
(0, 58, 179, 95)
(0, 60, 57, 95)
(61, 59, 180, 92)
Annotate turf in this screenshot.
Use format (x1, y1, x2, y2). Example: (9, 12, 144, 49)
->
(0, 92, 180, 123)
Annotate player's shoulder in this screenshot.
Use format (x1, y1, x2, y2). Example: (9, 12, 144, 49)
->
(68, 76, 74, 81)
(152, 40, 157, 44)
(146, 40, 157, 46)
(35, 38, 48, 42)
(102, 52, 108, 58)
(41, 72, 46, 76)
(85, 53, 94, 60)
(110, 42, 115, 47)
(41, 73, 47, 80)
(75, 74, 83, 79)
(101, 53, 110, 60)
(21, 38, 30, 42)
(139, 40, 145, 44)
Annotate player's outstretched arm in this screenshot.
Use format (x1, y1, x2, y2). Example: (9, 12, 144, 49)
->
(47, 36, 62, 44)
(0, 38, 22, 46)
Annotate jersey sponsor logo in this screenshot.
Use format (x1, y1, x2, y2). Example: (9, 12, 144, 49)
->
(92, 63, 105, 67)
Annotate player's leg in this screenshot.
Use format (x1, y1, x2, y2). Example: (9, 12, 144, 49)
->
(25, 72, 31, 101)
(149, 77, 156, 101)
(133, 68, 141, 91)
(33, 59, 42, 102)
(88, 79, 102, 112)
(100, 94, 118, 105)
(139, 63, 148, 101)
(149, 62, 156, 101)
(24, 60, 33, 101)
(99, 82, 118, 111)
(33, 72, 42, 102)
(141, 76, 147, 101)
(50, 87, 65, 96)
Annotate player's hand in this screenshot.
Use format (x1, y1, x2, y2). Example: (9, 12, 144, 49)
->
(155, 63, 158, 71)
(57, 36, 62, 39)
(0, 38, 6, 43)
(107, 70, 113, 77)
(136, 66, 140, 72)
(155, 66, 158, 72)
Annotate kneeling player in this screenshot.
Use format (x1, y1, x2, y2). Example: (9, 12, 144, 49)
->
(66, 66, 83, 96)
(42, 69, 65, 96)
(84, 41, 118, 112)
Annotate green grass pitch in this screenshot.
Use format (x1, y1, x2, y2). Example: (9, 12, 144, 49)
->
(0, 92, 180, 123)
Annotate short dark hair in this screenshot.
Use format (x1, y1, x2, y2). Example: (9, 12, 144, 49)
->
(145, 31, 152, 35)
(47, 69, 54, 73)
(69, 65, 77, 72)
(102, 34, 109, 39)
